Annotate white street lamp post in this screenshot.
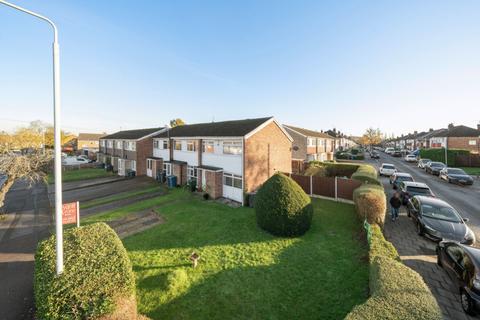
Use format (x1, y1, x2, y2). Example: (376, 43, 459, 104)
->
(1, 0, 64, 274)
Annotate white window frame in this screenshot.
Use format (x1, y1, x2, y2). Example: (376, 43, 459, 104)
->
(469, 140, 477, 146)
(163, 163, 172, 176)
(223, 172, 242, 189)
(154, 140, 159, 149)
(223, 141, 242, 155)
(147, 159, 152, 170)
(307, 138, 315, 147)
(202, 140, 214, 153)
(187, 140, 196, 152)
(107, 140, 113, 148)
(187, 165, 197, 182)
(131, 160, 136, 171)
(174, 141, 182, 151)
(116, 140, 123, 149)
(163, 140, 169, 149)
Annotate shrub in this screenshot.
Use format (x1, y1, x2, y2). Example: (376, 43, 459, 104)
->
(34, 223, 136, 320)
(345, 256, 442, 320)
(188, 179, 197, 192)
(351, 164, 382, 186)
(353, 184, 386, 226)
(369, 224, 399, 262)
(306, 162, 360, 177)
(255, 173, 313, 237)
(420, 148, 470, 166)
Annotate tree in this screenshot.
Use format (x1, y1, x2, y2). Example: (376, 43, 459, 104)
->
(361, 128, 383, 146)
(169, 118, 186, 127)
(0, 151, 52, 210)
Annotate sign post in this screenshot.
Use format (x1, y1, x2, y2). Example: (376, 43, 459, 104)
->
(62, 201, 80, 227)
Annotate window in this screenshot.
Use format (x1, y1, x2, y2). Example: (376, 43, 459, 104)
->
(131, 160, 136, 171)
(223, 173, 242, 189)
(130, 142, 136, 151)
(107, 140, 113, 148)
(187, 140, 196, 152)
(223, 141, 242, 155)
(174, 141, 182, 151)
(147, 159, 152, 170)
(308, 138, 315, 147)
(100, 140, 105, 147)
(203, 140, 214, 153)
(469, 140, 477, 146)
(163, 163, 172, 175)
(154, 140, 159, 149)
(116, 141, 123, 149)
(187, 166, 197, 183)
(163, 140, 169, 149)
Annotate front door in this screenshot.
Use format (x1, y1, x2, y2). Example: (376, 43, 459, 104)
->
(146, 159, 153, 177)
(118, 159, 125, 176)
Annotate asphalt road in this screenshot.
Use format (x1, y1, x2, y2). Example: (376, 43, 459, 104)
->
(0, 180, 51, 320)
(366, 153, 480, 240)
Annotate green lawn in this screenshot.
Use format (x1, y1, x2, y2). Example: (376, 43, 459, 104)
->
(80, 185, 162, 209)
(119, 191, 368, 319)
(459, 167, 480, 176)
(48, 168, 114, 183)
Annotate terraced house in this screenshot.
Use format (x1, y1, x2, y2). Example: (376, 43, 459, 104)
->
(147, 117, 293, 204)
(98, 127, 167, 176)
(283, 125, 335, 162)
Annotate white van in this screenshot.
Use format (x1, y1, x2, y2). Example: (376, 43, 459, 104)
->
(379, 163, 397, 176)
(62, 156, 90, 166)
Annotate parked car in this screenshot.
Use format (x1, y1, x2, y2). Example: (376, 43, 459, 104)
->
(407, 196, 475, 245)
(370, 151, 380, 159)
(404, 154, 417, 162)
(390, 172, 414, 189)
(62, 156, 90, 166)
(417, 158, 431, 169)
(439, 168, 474, 186)
(392, 150, 402, 157)
(379, 163, 396, 176)
(425, 161, 446, 176)
(399, 181, 434, 205)
(436, 241, 480, 315)
(384, 147, 394, 155)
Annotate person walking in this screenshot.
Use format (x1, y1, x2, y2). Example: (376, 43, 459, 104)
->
(389, 192, 402, 221)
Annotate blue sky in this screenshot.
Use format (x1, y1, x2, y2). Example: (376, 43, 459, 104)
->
(1, 0, 479, 136)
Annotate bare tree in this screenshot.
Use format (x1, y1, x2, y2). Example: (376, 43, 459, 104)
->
(0, 151, 52, 210)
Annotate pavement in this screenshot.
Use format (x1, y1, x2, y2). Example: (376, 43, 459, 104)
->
(0, 180, 51, 320)
(366, 153, 480, 320)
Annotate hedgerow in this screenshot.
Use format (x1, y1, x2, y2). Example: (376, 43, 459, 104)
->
(419, 148, 470, 166)
(34, 223, 136, 320)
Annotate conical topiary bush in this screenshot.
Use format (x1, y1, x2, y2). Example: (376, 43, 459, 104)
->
(255, 173, 313, 237)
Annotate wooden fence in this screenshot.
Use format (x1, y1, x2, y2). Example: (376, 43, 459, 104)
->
(286, 173, 362, 202)
(455, 154, 480, 167)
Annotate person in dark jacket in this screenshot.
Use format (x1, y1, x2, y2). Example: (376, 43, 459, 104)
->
(389, 192, 402, 221)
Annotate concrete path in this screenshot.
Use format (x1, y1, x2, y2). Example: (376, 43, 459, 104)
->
(0, 181, 51, 320)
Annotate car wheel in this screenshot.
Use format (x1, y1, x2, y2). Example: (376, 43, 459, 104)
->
(416, 222, 424, 236)
(461, 290, 476, 315)
(436, 252, 442, 267)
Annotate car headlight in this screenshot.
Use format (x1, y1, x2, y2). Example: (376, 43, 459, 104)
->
(465, 230, 476, 242)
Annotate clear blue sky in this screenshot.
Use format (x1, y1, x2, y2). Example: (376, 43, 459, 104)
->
(1, 0, 479, 136)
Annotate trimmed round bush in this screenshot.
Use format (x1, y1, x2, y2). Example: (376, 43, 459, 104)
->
(255, 173, 313, 237)
(34, 223, 136, 320)
(353, 184, 386, 226)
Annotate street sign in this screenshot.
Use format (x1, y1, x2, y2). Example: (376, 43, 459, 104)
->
(62, 201, 80, 227)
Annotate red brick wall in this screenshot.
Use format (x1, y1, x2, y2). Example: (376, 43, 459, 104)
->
(135, 138, 154, 176)
(448, 137, 480, 153)
(203, 170, 222, 199)
(244, 122, 292, 193)
(172, 163, 187, 185)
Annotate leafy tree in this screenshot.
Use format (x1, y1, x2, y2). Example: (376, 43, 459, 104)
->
(169, 118, 186, 127)
(361, 128, 383, 146)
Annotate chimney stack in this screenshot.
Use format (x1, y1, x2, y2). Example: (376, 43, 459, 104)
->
(448, 123, 454, 130)
(429, 128, 433, 132)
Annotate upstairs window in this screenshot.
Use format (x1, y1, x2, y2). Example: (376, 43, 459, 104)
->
(174, 141, 182, 151)
(203, 140, 214, 153)
(153, 140, 159, 149)
(223, 141, 242, 155)
(163, 140, 169, 149)
(116, 141, 123, 149)
(107, 140, 113, 148)
(187, 140, 196, 152)
(308, 138, 316, 147)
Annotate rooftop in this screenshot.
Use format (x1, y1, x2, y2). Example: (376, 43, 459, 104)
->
(102, 128, 165, 140)
(283, 125, 334, 139)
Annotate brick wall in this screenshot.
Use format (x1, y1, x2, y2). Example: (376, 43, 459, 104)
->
(150, 158, 164, 178)
(203, 170, 223, 199)
(244, 122, 292, 193)
(448, 137, 480, 153)
(172, 163, 187, 185)
(284, 127, 307, 160)
(135, 137, 154, 176)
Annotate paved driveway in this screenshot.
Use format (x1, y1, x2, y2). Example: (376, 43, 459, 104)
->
(366, 153, 480, 319)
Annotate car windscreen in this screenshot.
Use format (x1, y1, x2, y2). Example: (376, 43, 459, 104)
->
(430, 162, 444, 167)
(448, 168, 467, 175)
(407, 186, 431, 195)
(383, 165, 395, 170)
(420, 159, 430, 163)
(397, 176, 413, 182)
(421, 204, 461, 222)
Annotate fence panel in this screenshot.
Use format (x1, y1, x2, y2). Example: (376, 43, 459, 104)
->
(455, 154, 480, 167)
(337, 178, 362, 201)
(312, 176, 335, 198)
(290, 173, 311, 194)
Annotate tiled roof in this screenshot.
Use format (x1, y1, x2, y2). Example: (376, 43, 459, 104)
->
(283, 125, 334, 139)
(154, 117, 273, 138)
(444, 125, 480, 137)
(102, 128, 165, 140)
(77, 133, 106, 141)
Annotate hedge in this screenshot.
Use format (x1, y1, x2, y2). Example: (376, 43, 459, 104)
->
(353, 184, 386, 226)
(34, 223, 136, 320)
(306, 162, 360, 177)
(255, 173, 313, 237)
(346, 225, 442, 320)
(419, 148, 470, 166)
(351, 164, 382, 186)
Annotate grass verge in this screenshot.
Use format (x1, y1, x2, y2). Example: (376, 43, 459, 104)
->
(80, 185, 162, 209)
(48, 168, 114, 183)
(459, 167, 480, 176)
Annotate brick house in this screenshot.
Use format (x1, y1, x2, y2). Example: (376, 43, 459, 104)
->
(77, 133, 106, 156)
(283, 125, 335, 162)
(98, 127, 167, 176)
(430, 124, 480, 153)
(148, 117, 292, 204)
(325, 129, 357, 151)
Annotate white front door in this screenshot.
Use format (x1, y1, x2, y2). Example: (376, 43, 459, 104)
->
(164, 163, 172, 176)
(222, 173, 243, 203)
(201, 170, 207, 190)
(146, 159, 153, 177)
(118, 159, 125, 176)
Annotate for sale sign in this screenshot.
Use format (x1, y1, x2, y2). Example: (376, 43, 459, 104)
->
(62, 201, 80, 227)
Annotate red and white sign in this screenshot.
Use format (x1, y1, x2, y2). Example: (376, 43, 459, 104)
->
(62, 201, 80, 227)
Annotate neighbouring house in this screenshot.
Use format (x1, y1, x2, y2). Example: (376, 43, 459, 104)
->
(148, 117, 293, 204)
(325, 129, 357, 151)
(283, 125, 335, 162)
(430, 124, 480, 153)
(77, 133, 106, 157)
(98, 127, 167, 176)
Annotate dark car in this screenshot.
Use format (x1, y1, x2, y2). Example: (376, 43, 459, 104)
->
(407, 196, 475, 245)
(440, 168, 474, 186)
(437, 241, 480, 315)
(398, 181, 434, 205)
(370, 151, 380, 159)
(390, 172, 414, 190)
(425, 161, 446, 175)
(392, 150, 402, 157)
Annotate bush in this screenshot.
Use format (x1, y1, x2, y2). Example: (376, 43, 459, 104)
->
(345, 256, 442, 320)
(351, 164, 382, 186)
(420, 148, 470, 166)
(255, 173, 313, 237)
(353, 184, 386, 226)
(306, 162, 360, 177)
(369, 224, 400, 262)
(34, 223, 136, 320)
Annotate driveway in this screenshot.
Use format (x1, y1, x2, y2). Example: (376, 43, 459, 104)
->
(366, 153, 480, 320)
(0, 180, 51, 320)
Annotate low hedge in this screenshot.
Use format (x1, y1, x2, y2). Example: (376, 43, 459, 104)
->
(420, 148, 470, 166)
(306, 162, 360, 177)
(34, 223, 136, 319)
(353, 184, 386, 226)
(346, 224, 441, 320)
(351, 164, 382, 186)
